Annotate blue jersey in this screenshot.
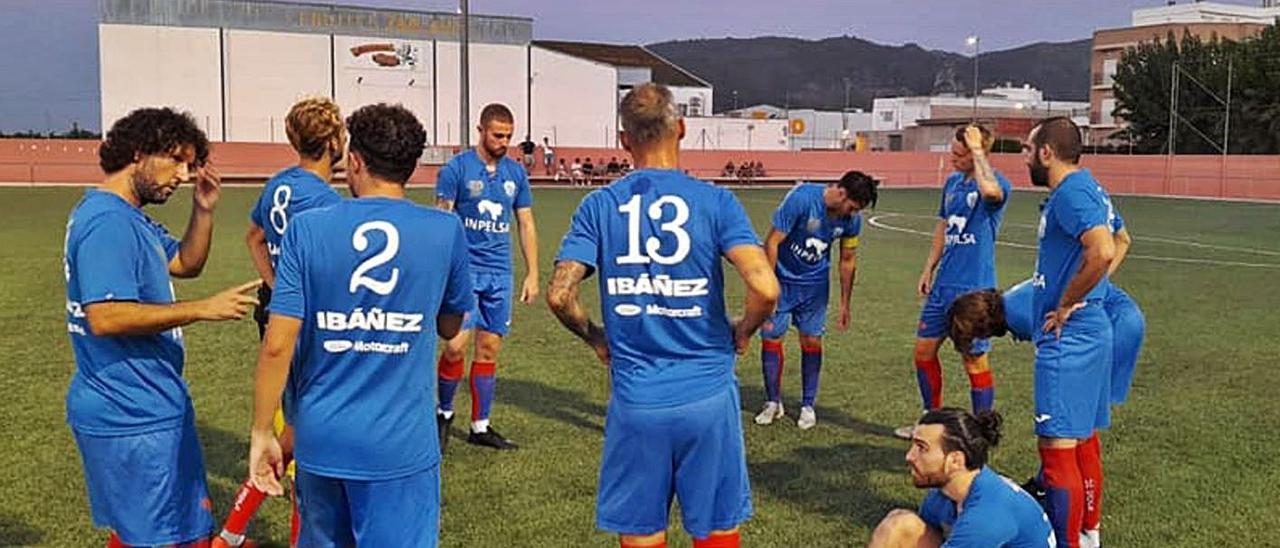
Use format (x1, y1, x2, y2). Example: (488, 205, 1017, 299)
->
(249, 166, 342, 272)
(919, 467, 1055, 547)
(555, 169, 761, 407)
(935, 171, 1012, 289)
(270, 197, 474, 481)
(1033, 170, 1115, 341)
(771, 183, 862, 285)
(63, 190, 187, 435)
(436, 149, 533, 273)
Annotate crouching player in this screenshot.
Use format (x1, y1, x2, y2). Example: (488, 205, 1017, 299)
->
(755, 172, 878, 430)
(869, 408, 1055, 547)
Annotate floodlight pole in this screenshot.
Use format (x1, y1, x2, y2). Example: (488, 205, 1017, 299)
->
(969, 35, 980, 122)
(460, 0, 470, 149)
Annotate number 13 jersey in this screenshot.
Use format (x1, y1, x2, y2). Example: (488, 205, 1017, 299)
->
(556, 169, 760, 407)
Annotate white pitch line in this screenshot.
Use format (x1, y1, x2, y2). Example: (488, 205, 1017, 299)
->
(867, 213, 1280, 269)
(865, 210, 1280, 258)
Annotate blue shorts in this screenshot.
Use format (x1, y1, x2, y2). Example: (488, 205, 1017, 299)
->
(296, 464, 440, 548)
(73, 413, 213, 546)
(761, 281, 828, 339)
(1104, 286, 1145, 405)
(462, 271, 513, 336)
(918, 284, 991, 355)
(1033, 304, 1113, 438)
(597, 386, 752, 539)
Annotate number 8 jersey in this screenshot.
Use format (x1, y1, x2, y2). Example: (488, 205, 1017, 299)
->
(270, 197, 475, 480)
(556, 169, 761, 407)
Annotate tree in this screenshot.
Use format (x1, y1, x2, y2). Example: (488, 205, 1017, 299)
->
(1113, 27, 1280, 154)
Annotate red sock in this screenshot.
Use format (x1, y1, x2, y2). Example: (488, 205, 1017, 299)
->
(221, 479, 268, 536)
(1078, 433, 1104, 532)
(107, 532, 127, 548)
(914, 356, 943, 410)
(290, 486, 301, 547)
(1040, 445, 1084, 548)
(694, 530, 741, 548)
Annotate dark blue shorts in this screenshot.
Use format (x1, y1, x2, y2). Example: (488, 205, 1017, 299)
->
(73, 413, 213, 546)
(761, 281, 829, 339)
(295, 464, 440, 548)
(1034, 305, 1113, 438)
(918, 284, 991, 355)
(597, 386, 752, 539)
(462, 271, 513, 336)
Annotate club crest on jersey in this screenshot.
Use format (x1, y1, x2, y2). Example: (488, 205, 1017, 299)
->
(806, 217, 821, 233)
(467, 180, 484, 197)
(966, 191, 979, 209)
(503, 180, 517, 197)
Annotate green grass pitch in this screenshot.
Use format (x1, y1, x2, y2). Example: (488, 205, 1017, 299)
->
(1, 185, 1277, 547)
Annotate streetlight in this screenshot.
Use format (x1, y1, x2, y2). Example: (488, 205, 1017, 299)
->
(967, 35, 980, 122)
(732, 90, 739, 111)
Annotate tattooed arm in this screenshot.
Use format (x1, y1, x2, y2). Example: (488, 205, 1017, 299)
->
(964, 126, 1005, 204)
(545, 260, 610, 365)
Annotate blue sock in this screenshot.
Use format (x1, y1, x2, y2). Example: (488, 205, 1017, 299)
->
(800, 343, 822, 407)
(761, 340, 784, 403)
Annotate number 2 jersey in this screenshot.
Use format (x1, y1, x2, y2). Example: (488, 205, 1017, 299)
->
(556, 169, 761, 408)
(270, 197, 474, 480)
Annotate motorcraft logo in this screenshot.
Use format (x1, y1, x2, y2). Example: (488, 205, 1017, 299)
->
(323, 339, 411, 354)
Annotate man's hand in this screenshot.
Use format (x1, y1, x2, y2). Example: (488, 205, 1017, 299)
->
(200, 280, 263, 321)
(964, 126, 987, 153)
(837, 304, 852, 331)
(248, 428, 285, 496)
(1042, 302, 1087, 339)
(918, 269, 933, 298)
(520, 273, 539, 305)
(590, 340, 611, 366)
(192, 165, 222, 212)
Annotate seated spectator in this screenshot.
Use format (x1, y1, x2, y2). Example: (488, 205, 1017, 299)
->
(519, 136, 536, 169)
(555, 158, 569, 182)
(620, 158, 632, 174)
(582, 158, 595, 185)
(753, 161, 766, 178)
(606, 157, 621, 176)
(571, 157, 583, 186)
(723, 161, 736, 178)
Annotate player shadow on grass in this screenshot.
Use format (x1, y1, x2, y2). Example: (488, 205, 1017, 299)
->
(497, 377, 607, 435)
(749, 442, 915, 530)
(738, 388, 899, 438)
(197, 422, 293, 548)
(0, 512, 44, 546)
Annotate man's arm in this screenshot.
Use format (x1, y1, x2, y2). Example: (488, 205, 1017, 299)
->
(763, 228, 786, 271)
(169, 166, 221, 278)
(837, 240, 857, 330)
(1045, 225, 1115, 337)
(248, 314, 302, 496)
(1108, 226, 1132, 277)
(545, 260, 609, 364)
(725, 244, 781, 353)
(515, 207, 540, 304)
(964, 127, 1004, 203)
(245, 223, 275, 288)
(919, 220, 946, 297)
(84, 280, 262, 337)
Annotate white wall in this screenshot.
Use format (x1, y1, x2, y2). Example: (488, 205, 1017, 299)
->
(669, 86, 713, 118)
(99, 24, 222, 138)
(530, 47, 617, 148)
(787, 110, 872, 150)
(873, 98, 932, 131)
(332, 36, 432, 134)
(223, 30, 331, 142)
(684, 117, 788, 151)
(435, 42, 529, 147)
